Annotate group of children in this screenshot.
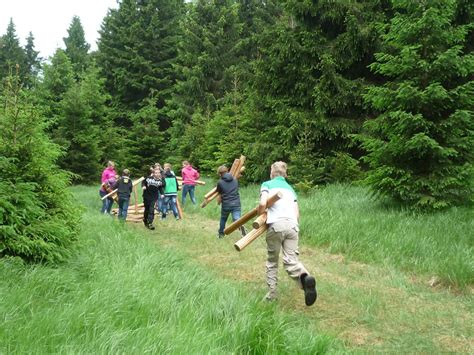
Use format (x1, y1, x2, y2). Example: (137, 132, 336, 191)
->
(100, 160, 317, 307)
(99, 160, 200, 229)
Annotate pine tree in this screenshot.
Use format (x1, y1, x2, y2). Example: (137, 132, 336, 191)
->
(361, 0, 474, 209)
(0, 19, 27, 83)
(97, 0, 184, 111)
(63, 16, 91, 78)
(166, 0, 243, 163)
(0, 73, 79, 263)
(24, 32, 41, 88)
(57, 81, 102, 184)
(40, 49, 75, 126)
(244, 0, 387, 183)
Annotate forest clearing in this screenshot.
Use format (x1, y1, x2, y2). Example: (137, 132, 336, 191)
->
(1, 0, 472, 353)
(1, 185, 472, 353)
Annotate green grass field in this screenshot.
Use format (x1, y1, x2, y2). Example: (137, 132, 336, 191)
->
(1, 183, 472, 353)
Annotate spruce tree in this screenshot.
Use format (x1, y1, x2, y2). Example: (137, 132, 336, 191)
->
(361, 0, 473, 209)
(0, 19, 27, 83)
(166, 0, 243, 163)
(63, 16, 91, 78)
(40, 49, 75, 126)
(0, 74, 79, 263)
(24, 32, 41, 88)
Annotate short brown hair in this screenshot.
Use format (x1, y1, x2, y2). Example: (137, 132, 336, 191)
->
(122, 169, 130, 176)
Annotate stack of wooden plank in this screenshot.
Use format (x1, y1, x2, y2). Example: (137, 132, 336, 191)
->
(228, 192, 282, 251)
(200, 155, 245, 208)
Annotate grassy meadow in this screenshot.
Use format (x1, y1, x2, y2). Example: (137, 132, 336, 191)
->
(1, 182, 472, 353)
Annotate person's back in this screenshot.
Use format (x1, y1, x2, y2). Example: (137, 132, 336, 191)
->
(216, 165, 245, 238)
(260, 175, 298, 225)
(163, 170, 178, 196)
(116, 175, 133, 198)
(217, 172, 240, 207)
(162, 170, 180, 220)
(114, 169, 133, 222)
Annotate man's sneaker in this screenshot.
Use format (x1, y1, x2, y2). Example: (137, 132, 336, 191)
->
(217, 233, 225, 239)
(302, 274, 317, 306)
(175, 217, 180, 220)
(148, 224, 155, 230)
(240, 225, 247, 237)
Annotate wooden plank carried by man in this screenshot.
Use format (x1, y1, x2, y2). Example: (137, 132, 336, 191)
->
(232, 192, 282, 251)
(200, 155, 246, 208)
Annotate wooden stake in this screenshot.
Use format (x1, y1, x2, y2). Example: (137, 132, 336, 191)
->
(224, 191, 282, 235)
(229, 159, 240, 176)
(252, 212, 267, 229)
(176, 198, 184, 219)
(224, 208, 258, 235)
(133, 185, 139, 214)
(101, 177, 145, 200)
(234, 224, 268, 252)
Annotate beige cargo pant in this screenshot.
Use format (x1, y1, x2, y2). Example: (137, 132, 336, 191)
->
(265, 219, 309, 299)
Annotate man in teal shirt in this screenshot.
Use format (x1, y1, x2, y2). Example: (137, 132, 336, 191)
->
(258, 161, 317, 306)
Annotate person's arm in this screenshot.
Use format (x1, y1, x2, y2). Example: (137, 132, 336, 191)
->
(258, 190, 269, 215)
(195, 169, 200, 180)
(142, 178, 147, 190)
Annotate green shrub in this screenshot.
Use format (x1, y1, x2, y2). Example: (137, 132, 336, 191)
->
(0, 76, 79, 263)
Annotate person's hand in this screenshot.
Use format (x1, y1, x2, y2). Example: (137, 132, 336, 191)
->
(160, 195, 164, 199)
(142, 186, 146, 190)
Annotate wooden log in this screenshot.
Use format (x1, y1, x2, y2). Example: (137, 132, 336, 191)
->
(228, 159, 240, 176)
(200, 190, 220, 208)
(176, 177, 206, 185)
(101, 176, 145, 200)
(224, 208, 257, 234)
(133, 185, 139, 214)
(176, 198, 184, 219)
(204, 187, 217, 199)
(252, 212, 267, 229)
(224, 191, 282, 235)
(234, 224, 268, 252)
(231, 155, 246, 178)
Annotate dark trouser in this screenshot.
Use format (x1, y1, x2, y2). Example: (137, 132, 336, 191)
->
(143, 197, 158, 226)
(218, 205, 241, 235)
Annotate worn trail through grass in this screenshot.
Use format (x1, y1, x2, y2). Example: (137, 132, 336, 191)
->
(145, 209, 473, 353)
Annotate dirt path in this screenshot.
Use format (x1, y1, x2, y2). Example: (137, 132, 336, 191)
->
(140, 213, 473, 352)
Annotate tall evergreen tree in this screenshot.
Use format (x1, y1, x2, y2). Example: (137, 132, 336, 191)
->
(97, 0, 184, 112)
(40, 49, 75, 125)
(0, 74, 79, 263)
(57, 81, 102, 184)
(0, 19, 27, 82)
(361, 0, 473, 209)
(24, 32, 41, 88)
(243, 0, 388, 183)
(166, 0, 243, 163)
(63, 16, 91, 78)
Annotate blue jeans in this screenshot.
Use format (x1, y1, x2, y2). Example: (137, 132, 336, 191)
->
(118, 197, 130, 221)
(219, 205, 241, 235)
(156, 194, 163, 213)
(182, 184, 196, 205)
(99, 190, 108, 213)
(162, 195, 179, 218)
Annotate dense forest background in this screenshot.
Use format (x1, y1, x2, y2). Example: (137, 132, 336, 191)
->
(1, 0, 473, 211)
